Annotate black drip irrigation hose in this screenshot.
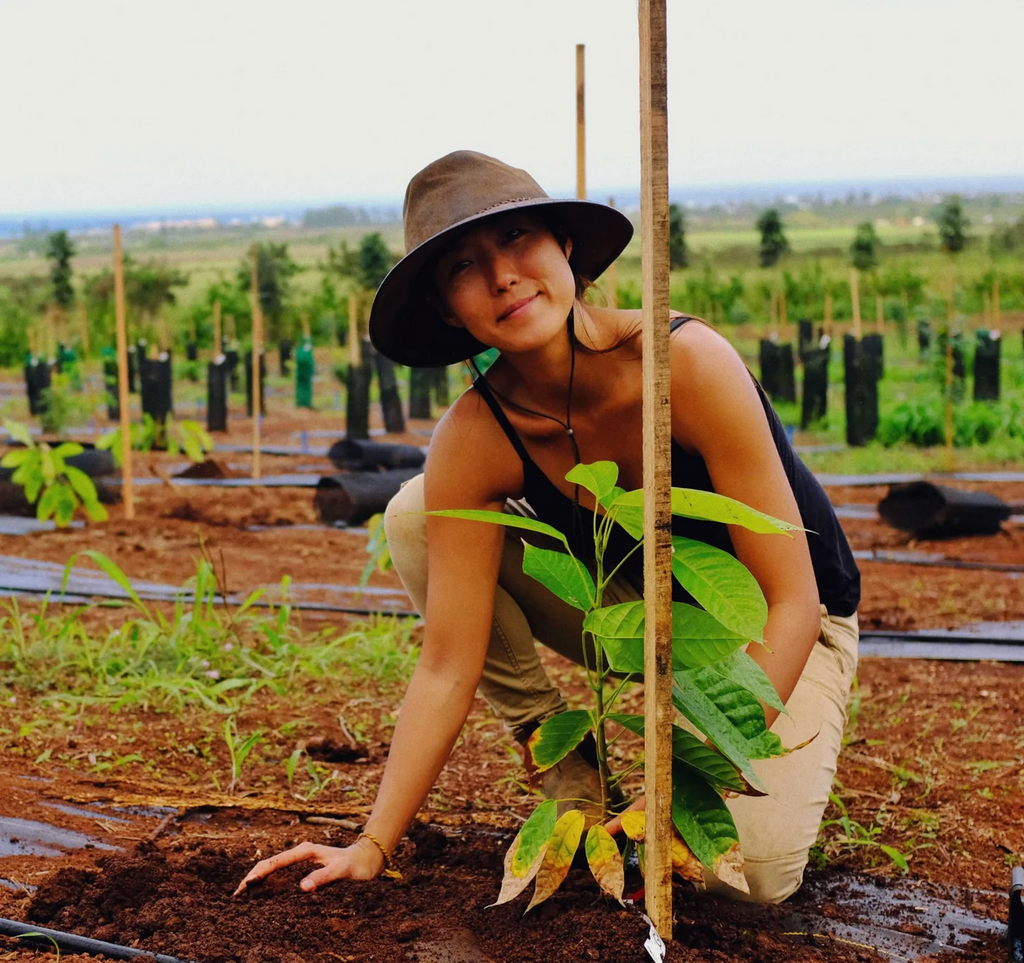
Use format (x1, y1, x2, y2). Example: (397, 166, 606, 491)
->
(0, 916, 197, 963)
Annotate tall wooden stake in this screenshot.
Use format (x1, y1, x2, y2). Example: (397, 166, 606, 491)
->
(348, 294, 362, 366)
(992, 280, 1001, 332)
(78, 301, 89, 355)
(576, 44, 586, 200)
(605, 198, 619, 307)
(638, 0, 673, 938)
(213, 300, 222, 355)
(113, 226, 134, 521)
(944, 266, 955, 469)
(875, 294, 885, 335)
(824, 292, 834, 340)
(849, 269, 862, 340)
(779, 289, 788, 336)
(301, 312, 311, 341)
(251, 251, 263, 482)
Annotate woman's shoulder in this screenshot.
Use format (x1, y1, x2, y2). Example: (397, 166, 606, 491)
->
(425, 384, 525, 503)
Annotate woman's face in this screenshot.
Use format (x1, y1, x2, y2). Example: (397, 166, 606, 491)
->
(432, 212, 576, 355)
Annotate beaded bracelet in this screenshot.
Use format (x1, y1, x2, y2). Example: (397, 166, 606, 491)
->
(358, 831, 402, 879)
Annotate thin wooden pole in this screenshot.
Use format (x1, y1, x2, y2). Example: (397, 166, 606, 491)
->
(779, 289, 788, 337)
(606, 198, 619, 307)
(78, 301, 89, 355)
(992, 280, 1001, 332)
(113, 226, 134, 521)
(301, 312, 311, 341)
(824, 291, 834, 340)
(213, 300, 222, 355)
(849, 269, 862, 341)
(348, 293, 362, 366)
(875, 294, 885, 335)
(638, 0, 673, 938)
(576, 44, 586, 200)
(251, 251, 263, 482)
(944, 266, 954, 469)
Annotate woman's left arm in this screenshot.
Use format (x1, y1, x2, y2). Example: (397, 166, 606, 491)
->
(670, 323, 821, 728)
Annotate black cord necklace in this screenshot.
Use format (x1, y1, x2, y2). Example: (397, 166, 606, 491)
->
(473, 308, 585, 538)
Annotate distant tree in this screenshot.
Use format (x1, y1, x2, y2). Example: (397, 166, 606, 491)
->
(357, 232, 394, 290)
(756, 208, 789, 267)
(668, 204, 688, 269)
(936, 196, 969, 255)
(45, 231, 75, 310)
(990, 214, 1024, 253)
(84, 256, 188, 321)
(238, 243, 301, 342)
(850, 221, 880, 272)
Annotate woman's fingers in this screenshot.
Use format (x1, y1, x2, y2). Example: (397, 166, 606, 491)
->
(233, 841, 334, 895)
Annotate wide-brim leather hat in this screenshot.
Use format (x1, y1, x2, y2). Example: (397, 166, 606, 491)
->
(368, 150, 633, 368)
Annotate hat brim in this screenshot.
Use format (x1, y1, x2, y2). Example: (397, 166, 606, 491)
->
(368, 198, 634, 368)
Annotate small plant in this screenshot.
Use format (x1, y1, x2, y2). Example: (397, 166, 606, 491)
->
(38, 373, 88, 436)
(431, 460, 801, 908)
(97, 414, 213, 463)
(811, 790, 910, 873)
(1, 419, 107, 527)
(223, 716, 263, 793)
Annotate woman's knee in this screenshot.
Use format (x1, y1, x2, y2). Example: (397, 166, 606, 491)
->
(383, 473, 426, 565)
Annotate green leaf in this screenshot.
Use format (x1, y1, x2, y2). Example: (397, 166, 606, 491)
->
(0, 449, 31, 468)
(23, 470, 43, 504)
(611, 487, 802, 535)
(3, 419, 34, 448)
(39, 448, 57, 486)
(82, 498, 109, 522)
(608, 714, 758, 796)
(54, 485, 77, 528)
(527, 710, 593, 773)
(62, 550, 149, 615)
(584, 601, 750, 673)
(880, 845, 909, 872)
(672, 666, 788, 790)
(425, 509, 569, 549)
(607, 503, 643, 540)
(670, 536, 767, 640)
(711, 650, 786, 713)
(63, 465, 99, 504)
(521, 543, 594, 611)
(671, 763, 745, 890)
(565, 461, 619, 508)
(36, 484, 60, 522)
(52, 442, 84, 459)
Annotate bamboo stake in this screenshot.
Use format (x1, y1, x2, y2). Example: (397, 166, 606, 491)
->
(993, 280, 1001, 332)
(576, 43, 586, 200)
(348, 294, 361, 366)
(824, 292, 834, 340)
(944, 266, 954, 469)
(982, 290, 991, 328)
(605, 198, 618, 307)
(875, 294, 884, 335)
(251, 251, 263, 482)
(78, 301, 89, 355)
(301, 312, 311, 341)
(779, 289, 788, 336)
(213, 300, 222, 355)
(113, 226, 134, 521)
(638, 0, 673, 938)
(849, 269, 862, 341)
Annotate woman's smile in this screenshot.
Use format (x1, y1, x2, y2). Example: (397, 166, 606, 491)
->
(497, 293, 539, 322)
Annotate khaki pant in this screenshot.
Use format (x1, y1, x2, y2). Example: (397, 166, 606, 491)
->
(384, 473, 859, 904)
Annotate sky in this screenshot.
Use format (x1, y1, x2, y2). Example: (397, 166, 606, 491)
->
(1, 0, 1022, 217)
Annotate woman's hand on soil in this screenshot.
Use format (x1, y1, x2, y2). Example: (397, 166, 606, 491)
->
(233, 838, 383, 895)
(603, 794, 646, 837)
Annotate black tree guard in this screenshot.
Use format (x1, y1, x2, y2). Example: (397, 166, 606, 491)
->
(207, 359, 229, 433)
(375, 350, 406, 434)
(843, 335, 880, 447)
(973, 330, 1001, 402)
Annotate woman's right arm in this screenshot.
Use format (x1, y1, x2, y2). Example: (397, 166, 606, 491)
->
(235, 393, 521, 893)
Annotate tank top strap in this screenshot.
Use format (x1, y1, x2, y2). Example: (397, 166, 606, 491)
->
(670, 313, 701, 334)
(471, 375, 534, 468)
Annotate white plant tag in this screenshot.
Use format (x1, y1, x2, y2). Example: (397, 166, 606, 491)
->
(641, 914, 666, 963)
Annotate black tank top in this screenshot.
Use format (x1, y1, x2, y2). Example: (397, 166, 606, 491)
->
(472, 315, 860, 617)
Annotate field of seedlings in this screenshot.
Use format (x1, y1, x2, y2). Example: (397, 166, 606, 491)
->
(1, 205, 1023, 963)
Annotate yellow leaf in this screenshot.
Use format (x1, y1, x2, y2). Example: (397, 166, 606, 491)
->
(712, 842, 749, 894)
(584, 824, 624, 902)
(527, 809, 585, 911)
(489, 838, 545, 907)
(620, 810, 646, 842)
(670, 834, 704, 883)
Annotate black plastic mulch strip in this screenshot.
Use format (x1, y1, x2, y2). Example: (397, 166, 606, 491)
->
(105, 474, 322, 488)
(860, 638, 1024, 662)
(0, 917, 194, 963)
(817, 471, 1024, 487)
(853, 549, 1024, 574)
